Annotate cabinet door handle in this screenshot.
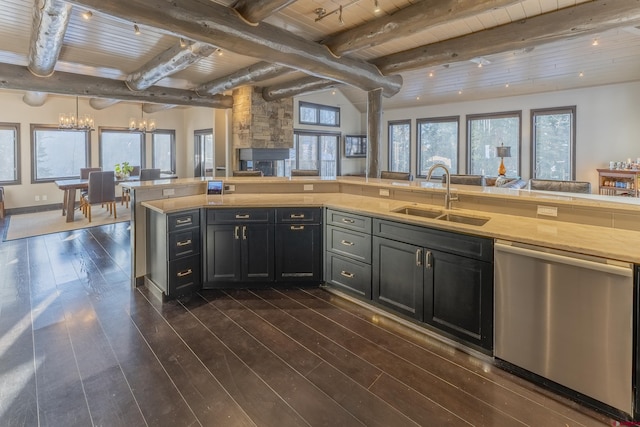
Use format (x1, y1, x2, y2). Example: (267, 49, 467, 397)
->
(290, 213, 305, 219)
(176, 239, 192, 247)
(340, 270, 354, 278)
(341, 218, 355, 224)
(176, 218, 192, 225)
(425, 250, 432, 269)
(340, 240, 354, 246)
(234, 225, 239, 240)
(235, 214, 250, 219)
(290, 225, 305, 231)
(177, 269, 192, 278)
(415, 248, 422, 267)
(242, 225, 247, 240)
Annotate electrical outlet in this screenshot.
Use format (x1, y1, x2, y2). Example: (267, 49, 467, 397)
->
(42, 195, 47, 201)
(379, 189, 390, 197)
(162, 188, 175, 196)
(304, 184, 314, 191)
(35, 195, 40, 201)
(537, 205, 558, 217)
(226, 184, 235, 192)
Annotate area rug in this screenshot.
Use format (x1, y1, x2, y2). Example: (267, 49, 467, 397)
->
(4, 206, 130, 241)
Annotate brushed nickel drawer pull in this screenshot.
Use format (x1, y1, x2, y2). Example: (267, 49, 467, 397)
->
(235, 214, 250, 219)
(416, 248, 423, 267)
(340, 240, 354, 246)
(340, 270, 354, 278)
(242, 225, 247, 240)
(176, 239, 192, 247)
(290, 225, 305, 231)
(341, 218, 355, 224)
(234, 225, 239, 239)
(176, 218, 192, 224)
(177, 269, 192, 278)
(426, 250, 432, 269)
(290, 213, 305, 219)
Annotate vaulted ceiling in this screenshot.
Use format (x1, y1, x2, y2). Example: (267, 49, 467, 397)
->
(1, 0, 640, 112)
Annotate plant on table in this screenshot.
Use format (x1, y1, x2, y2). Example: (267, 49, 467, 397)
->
(114, 162, 134, 179)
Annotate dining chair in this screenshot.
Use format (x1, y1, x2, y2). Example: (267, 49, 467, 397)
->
(121, 165, 142, 208)
(139, 168, 161, 181)
(380, 171, 413, 181)
(81, 171, 116, 222)
(232, 170, 263, 177)
(291, 169, 319, 176)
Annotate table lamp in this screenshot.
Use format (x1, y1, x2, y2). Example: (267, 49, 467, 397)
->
(496, 143, 511, 176)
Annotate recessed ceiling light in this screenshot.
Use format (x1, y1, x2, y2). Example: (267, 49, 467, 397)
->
(133, 24, 141, 35)
(505, 83, 510, 88)
(81, 10, 92, 20)
(458, 90, 463, 95)
(428, 71, 434, 77)
(579, 71, 584, 77)
(416, 96, 420, 100)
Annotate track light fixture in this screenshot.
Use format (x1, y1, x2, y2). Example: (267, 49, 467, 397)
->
(133, 24, 140, 35)
(374, 0, 381, 13)
(81, 10, 93, 20)
(314, 0, 361, 24)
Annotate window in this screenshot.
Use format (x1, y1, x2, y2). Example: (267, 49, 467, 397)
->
(194, 129, 213, 177)
(288, 131, 339, 177)
(99, 129, 144, 172)
(467, 112, 521, 177)
(388, 120, 411, 173)
(152, 130, 176, 174)
(31, 125, 89, 182)
(298, 101, 340, 127)
(417, 116, 459, 177)
(0, 123, 20, 185)
(531, 106, 576, 180)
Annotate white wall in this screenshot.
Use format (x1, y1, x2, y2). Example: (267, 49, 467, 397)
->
(181, 107, 216, 178)
(381, 81, 640, 185)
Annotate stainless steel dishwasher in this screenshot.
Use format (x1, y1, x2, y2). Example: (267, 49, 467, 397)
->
(494, 240, 634, 415)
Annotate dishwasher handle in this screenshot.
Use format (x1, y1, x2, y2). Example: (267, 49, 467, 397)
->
(495, 242, 633, 277)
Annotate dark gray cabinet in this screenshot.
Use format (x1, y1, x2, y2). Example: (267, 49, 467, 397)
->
(373, 218, 494, 351)
(325, 209, 372, 298)
(147, 209, 201, 297)
(275, 207, 322, 283)
(204, 208, 274, 287)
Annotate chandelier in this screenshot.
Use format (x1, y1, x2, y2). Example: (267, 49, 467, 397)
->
(59, 96, 94, 131)
(128, 104, 156, 133)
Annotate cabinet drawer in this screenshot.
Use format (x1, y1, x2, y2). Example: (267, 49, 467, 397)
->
(373, 219, 493, 262)
(168, 210, 200, 232)
(326, 253, 371, 299)
(326, 209, 371, 233)
(168, 255, 201, 297)
(207, 208, 273, 224)
(327, 225, 371, 263)
(276, 207, 321, 224)
(168, 228, 201, 260)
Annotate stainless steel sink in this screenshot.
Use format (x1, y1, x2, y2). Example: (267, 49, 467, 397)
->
(437, 213, 490, 226)
(391, 206, 489, 226)
(391, 206, 443, 219)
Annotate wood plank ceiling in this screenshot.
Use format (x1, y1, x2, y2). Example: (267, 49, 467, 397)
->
(0, 0, 639, 111)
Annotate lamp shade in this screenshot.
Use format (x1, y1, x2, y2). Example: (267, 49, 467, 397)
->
(496, 145, 511, 158)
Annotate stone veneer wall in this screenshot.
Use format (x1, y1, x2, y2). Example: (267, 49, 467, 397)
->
(232, 86, 293, 149)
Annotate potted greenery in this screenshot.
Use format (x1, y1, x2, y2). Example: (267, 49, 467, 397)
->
(114, 162, 134, 179)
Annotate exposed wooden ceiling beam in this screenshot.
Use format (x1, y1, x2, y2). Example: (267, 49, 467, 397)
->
(322, 0, 521, 56)
(196, 62, 292, 96)
(233, 0, 298, 25)
(64, 0, 403, 97)
(263, 76, 339, 101)
(27, 0, 72, 77)
(0, 63, 233, 108)
(264, 0, 640, 100)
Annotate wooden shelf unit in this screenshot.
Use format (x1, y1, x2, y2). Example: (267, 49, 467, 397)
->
(597, 168, 640, 197)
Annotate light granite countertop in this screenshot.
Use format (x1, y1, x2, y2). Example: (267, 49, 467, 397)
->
(142, 192, 640, 264)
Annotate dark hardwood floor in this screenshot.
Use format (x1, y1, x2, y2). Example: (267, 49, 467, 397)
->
(0, 218, 612, 426)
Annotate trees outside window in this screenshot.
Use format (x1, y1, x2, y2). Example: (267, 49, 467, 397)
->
(0, 123, 19, 184)
(299, 102, 340, 127)
(152, 130, 176, 174)
(289, 131, 339, 177)
(467, 112, 521, 177)
(417, 117, 459, 178)
(388, 120, 411, 173)
(32, 125, 89, 182)
(531, 107, 576, 180)
(100, 129, 144, 173)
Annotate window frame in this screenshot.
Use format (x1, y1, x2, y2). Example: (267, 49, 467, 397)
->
(0, 122, 20, 185)
(152, 129, 176, 174)
(292, 129, 341, 177)
(298, 101, 341, 127)
(530, 106, 576, 180)
(466, 111, 522, 177)
(98, 127, 145, 172)
(416, 116, 460, 178)
(31, 124, 90, 183)
(388, 119, 411, 173)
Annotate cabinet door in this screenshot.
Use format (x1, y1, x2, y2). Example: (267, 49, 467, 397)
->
(206, 224, 241, 283)
(242, 224, 274, 281)
(373, 236, 424, 321)
(425, 250, 493, 350)
(275, 224, 322, 282)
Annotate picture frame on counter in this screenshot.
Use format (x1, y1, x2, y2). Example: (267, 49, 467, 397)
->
(344, 135, 367, 158)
